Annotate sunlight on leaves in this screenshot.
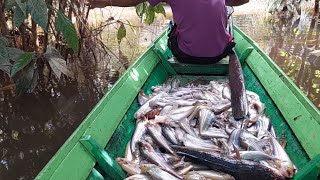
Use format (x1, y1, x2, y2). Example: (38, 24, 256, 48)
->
(154, 4, 166, 17)
(126, 20, 136, 34)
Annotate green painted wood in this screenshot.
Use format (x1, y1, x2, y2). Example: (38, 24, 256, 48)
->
(172, 65, 228, 75)
(294, 154, 320, 180)
(170, 58, 229, 75)
(234, 26, 320, 124)
(80, 135, 125, 180)
(87, 168, 105, 180)
(151, 29, 177, 75)
(245, 50, 320, 159)
(239, 47, 254, 65)
(36, 38, 163, 179)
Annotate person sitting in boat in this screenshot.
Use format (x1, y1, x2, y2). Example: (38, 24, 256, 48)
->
(87, 0, 249, 64)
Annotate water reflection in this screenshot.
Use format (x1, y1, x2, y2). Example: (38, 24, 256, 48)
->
(234, 1, 320, 109)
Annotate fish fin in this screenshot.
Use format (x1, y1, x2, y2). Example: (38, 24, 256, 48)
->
(172, 103, 179, 110)
(280, 140, 287, 149)
(233, 144, 241, 160)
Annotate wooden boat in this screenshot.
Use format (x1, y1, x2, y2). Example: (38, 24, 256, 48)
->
(35, 26, 320, 180)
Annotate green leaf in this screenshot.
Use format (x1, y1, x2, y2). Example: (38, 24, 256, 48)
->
(13, 6, 26, 27)
(126, 20, 136, 34)
(154, 4, 166, 17)
(15, 0, 27, 16)
(136, 3, 145, 18)
(0, 36, 9, 47)
(117, 23, 126, 44)
(145, 6, 155, 25)
(44, 46, 73, 78)
(11, 52, 35, 77)
(15, 62, 35, 96)
(0, 54, 12, 75)
(5, 47, 25, 61)
(27, 0, 48, 30)
(55, 10, 79, 53)
(5, 0, 16, 10)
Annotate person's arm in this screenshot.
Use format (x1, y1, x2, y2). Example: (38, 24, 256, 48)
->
(87, 0, 146, 8)
(226, 0, 249, 6)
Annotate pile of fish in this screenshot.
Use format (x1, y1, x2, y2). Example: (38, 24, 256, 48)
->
(117, 78, 296, 180)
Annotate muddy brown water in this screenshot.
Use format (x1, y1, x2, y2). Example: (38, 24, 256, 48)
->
(0, 1, 319, 179)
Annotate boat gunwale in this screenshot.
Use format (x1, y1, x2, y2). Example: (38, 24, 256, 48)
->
(35, 26, 320, 179)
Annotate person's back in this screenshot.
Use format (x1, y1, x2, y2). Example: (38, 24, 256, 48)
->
(87, 0, 249, 64)
(150, 0, 230, 58)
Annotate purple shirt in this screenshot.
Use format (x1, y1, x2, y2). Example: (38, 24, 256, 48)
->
(148, 0, 231, 57)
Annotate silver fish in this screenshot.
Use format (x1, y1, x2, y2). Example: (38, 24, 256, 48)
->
(138, 90, 150, 106)
(187, 170, 235, 180)
(232, 151, 278, 162)
(140, 164, 181, 180)
(135, 92, 166, 119)
(147, 124, 175, 155)
(240, 136, 264, 152)
(213, 102, 232, 115)
(183, 133, 220, 150)
(177, 164, 193, 175)
(269, 132, 296, 178)
(219, 138, 232, 155)
(228, 129, 242, 150)
(139, 141, 181, 179)
(162, 126, 179, 145)
(201, 127, 229, 139)
(159, 106, 174, 116)
(184, 173, 207, 180)
(116, 158, 141, 175)
(124, 174, 151, 180)
(131, 120, 148, 154)
(222, 85, 231, 100)
(198, 108, 216, 135)
(178, 118, 198, 137)
(125, 140, 134, 161)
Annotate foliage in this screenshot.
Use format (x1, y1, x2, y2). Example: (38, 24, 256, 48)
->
(55, 10, 79, 52)
(0, 0, 165, 97)
(0, 0, 82, 96)
(115, 2, 166, 44)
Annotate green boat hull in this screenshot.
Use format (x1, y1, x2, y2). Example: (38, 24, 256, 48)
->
(36, 26, 320, 180)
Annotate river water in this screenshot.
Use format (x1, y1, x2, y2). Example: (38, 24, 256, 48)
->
(0, 1, 319, 179)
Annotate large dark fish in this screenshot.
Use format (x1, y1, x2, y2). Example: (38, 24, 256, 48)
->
(228, 51, 249, 120)
(172, 146, 285, 180)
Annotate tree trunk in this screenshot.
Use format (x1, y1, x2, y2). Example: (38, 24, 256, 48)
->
(314, 0, 319, 16)
(0, 0, 9, 36)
